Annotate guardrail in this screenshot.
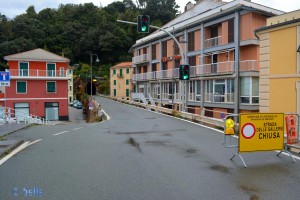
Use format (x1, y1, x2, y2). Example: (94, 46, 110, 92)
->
(103, 95, 224, 128)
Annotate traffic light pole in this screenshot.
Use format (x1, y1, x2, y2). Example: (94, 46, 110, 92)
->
(117, 19, 188, 112)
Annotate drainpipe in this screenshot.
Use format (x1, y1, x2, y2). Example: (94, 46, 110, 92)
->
(234, 11, 240, 116)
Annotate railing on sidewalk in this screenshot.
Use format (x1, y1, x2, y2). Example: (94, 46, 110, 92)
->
(0, 105, 49, 125)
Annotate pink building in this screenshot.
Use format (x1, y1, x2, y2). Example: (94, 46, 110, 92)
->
(1, 48, 70, 120)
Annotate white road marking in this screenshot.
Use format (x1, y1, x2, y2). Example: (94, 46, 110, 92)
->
(53, 131, 69, 136)
(73, 127, 83, 131)
(0, 139, 43, 166)
(89, 124, 97, 126)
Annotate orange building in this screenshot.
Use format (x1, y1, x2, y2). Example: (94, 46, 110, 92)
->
(130, 0, 283, 117)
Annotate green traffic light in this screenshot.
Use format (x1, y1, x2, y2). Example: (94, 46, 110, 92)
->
(141, 26, 147, 32)
(183, 75, 188, 80)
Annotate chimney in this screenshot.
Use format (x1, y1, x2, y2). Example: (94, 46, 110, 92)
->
(185, 1, 195, 12)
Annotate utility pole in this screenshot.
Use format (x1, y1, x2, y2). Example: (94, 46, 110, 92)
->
(117, 19, 188, 112)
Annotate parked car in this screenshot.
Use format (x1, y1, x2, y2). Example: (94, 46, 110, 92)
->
(73, 101, 82, 109)
(69, 100, 79, 107)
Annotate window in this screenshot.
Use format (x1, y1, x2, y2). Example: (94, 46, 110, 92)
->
(114, 89, 116, 96)
(188, 31, 195, 52)
(120, 69, 123, 77)
(126, 79, 129, 85)
(240, 77, 259, 104)
(174, 36, 180, 55)
(47, 63, 56, 77)
(188, 56, 196, 67)
(196, 80, 201, 101)
(69, 86, 72, 91)
(188, 81, 195, 101)
(113, 69, 116, 75)
(17, 81, 26, 93)
(126, 89, 129, 97)
(60, 67, 64, 77)
(152, 44, 157, 60)
(228, 18, 234, 43)
(19, 62, 28, 76)
(47, 82, 56, 93)
(114, 80, 116, 85)
(126, 68, 130, 74)
(162, 41, 167, 57)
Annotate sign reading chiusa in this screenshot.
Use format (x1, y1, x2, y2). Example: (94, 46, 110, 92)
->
(239, 113, 284, 153)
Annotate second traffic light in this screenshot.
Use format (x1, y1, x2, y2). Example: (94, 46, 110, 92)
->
(137, 15, 150, 33)
(179, 64, 190, 80)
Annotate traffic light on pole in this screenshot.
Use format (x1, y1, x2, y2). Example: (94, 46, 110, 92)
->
(179, 64, 190, 80)
(137, 15, 150, 33)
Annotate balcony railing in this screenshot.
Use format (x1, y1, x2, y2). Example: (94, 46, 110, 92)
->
(132, 54, 149, 64)
(9, 69, 67, 78)
(132, 60, 258, 81)
(240, 60, 259, 72)
(204, 93, 234, 103)
(205, 36, 222, 48)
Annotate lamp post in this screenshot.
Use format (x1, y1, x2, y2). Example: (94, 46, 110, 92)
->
(90, 53, 99, 97)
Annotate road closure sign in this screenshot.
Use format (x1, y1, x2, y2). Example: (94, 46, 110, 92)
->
(239, 113, 284, 153)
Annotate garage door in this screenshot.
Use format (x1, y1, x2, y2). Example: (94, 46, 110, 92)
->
(15, 103, 29, 121)
(45, 102, 59, 121)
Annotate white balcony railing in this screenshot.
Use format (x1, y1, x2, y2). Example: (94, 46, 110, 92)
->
(132, 60, 258, 81)
(204, 93, 234, 103)
(205, 36, 222, 48)
(132, 54, 149, 64)
(9, 69, 67, 78)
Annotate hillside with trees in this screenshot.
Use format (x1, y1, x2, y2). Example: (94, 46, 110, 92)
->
(0, 0, 179, 72)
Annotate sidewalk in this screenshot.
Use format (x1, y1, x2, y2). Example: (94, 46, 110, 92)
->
(0, 122, 30, 159)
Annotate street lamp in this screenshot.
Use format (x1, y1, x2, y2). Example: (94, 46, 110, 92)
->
(90, 53, 99, 97)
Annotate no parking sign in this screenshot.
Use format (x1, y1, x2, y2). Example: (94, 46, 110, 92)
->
(239, 113, 284, 153)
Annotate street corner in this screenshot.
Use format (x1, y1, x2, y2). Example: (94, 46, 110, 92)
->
(0, 139, 24, 160)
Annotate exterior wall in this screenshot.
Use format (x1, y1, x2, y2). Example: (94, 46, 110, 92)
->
(167, 39, 173, 57)
(240, 13, 267, 41)
(267, 10, 300, 26)
(195, 30, 201, 51)
(270, 27, 297, 75)
(8, 60, 68, 71)
(222, 21, 229, 45)
(67, 68, 73, 103)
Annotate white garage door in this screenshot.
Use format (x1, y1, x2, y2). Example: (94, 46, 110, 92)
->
(45, 102, 59, 121)
(15, 103, 29, 121)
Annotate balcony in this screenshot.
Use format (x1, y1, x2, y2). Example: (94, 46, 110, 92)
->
(204, 93, 234, 103)
(132, 60, 258, 81)
(195, 61, 235, 76)
(132, 54, 149, 64)
(9, 69, 69, 80)
(205, 36, 222, 48)
(240, 60, 259, 72)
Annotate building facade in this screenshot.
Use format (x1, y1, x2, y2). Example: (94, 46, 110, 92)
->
(256, 10, 300, 113)
(2, 48, 70, 120)
(67, 66, 74, 103)
(110, 62, 133, 99)
(130, 0, 283, 117)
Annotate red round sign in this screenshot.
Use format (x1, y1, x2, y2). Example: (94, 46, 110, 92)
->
(241, 123, 256, 139)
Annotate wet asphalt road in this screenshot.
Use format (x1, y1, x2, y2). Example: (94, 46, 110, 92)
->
(0, 96, 300, 200)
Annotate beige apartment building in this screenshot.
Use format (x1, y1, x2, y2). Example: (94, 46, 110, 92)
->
(130, 0, 283, 118)
(110, 62, 133, 99)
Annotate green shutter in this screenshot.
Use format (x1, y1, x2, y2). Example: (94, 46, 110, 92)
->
(126, 68, 129, 74)
(17, 82, 26, 93)
(126, 89, 129, 97)
(114, 80, 116, 85)
(126, 79, 129, 85)
(20, 62, 28, 76)
(114, 89, 116, 96)
(113, 69, 116, 74)
(120, 69, 123, 76)
(47, 82, 56, 92)
(47, 64, 56, 77)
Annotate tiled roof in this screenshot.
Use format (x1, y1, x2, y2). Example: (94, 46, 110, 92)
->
(111, 62, 133, 69)
(4, 48, 70, 62)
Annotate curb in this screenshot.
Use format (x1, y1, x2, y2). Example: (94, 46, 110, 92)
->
(0, 140, 24, 159)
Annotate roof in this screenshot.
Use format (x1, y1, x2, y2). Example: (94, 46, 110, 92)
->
(4, 48, 70, 63)
(130, 0, 284, 51)
(111, 62, 133, 69)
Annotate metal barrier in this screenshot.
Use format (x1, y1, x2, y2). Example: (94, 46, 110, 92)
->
(223, 113, 299, 168)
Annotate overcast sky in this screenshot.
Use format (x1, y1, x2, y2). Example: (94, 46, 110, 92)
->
(0, 0, 300, 19)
